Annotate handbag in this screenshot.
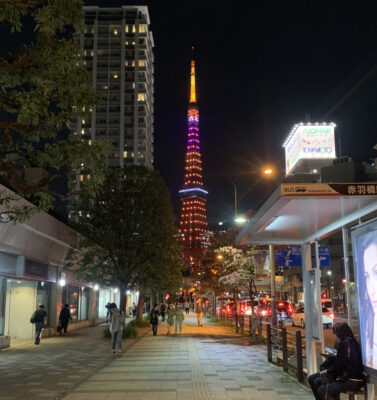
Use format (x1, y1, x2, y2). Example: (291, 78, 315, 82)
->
(57, 322, 62, 332)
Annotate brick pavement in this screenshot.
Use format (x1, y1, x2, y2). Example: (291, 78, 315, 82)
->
(0, 323, 145, 400)
(62, 315, 314, 400)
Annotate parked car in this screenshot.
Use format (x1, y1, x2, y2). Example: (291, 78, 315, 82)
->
(321, 298, 334, 314)
(292, 306, 334, 328)
(239, 300, 260, 315)
(257, 301, 293, 321)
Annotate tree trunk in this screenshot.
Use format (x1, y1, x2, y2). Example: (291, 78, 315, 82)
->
(136, 285, 146, 321)
(119, 283, 127, 313)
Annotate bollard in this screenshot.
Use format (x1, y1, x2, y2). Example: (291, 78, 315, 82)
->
(235, 313, 239, 333)
(249, 315, 252, 338)
(282, 327, 288, 372)
(296, 330, 304, 383)
(267, 324, 272, 362)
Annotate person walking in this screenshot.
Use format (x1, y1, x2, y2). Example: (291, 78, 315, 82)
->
(109, 303, 125, 355)
(150, 303, 159, 336)
(184, 301, 190, 315)
(196, 300, 203, 327)
(132, 303, 137, 317)
(166, 304, 175, 335)
(30, 304, 47, 345)
(105, 302, 112, 324)
(175, 304, 185, 334)
(316, 323, 364, 400)
(160, 302, 166, 321)
(58, 304, 72, 336)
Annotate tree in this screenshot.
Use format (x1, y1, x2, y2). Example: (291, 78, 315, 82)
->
(0, 0, 108, 222)
(215, 245, 265, 315)
(65, 166, 182, 315)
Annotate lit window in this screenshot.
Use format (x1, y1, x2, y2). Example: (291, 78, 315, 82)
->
(123, 151, 127, 158)
(90, 50, 94, 57)
(114, 29, 118, 35)
(81, 129, 85, 135)
(132, 41, 135, 46)
(125, 60, 129, 67)
(132, 60, 135, 67)
(80, 175, 84, 182)
(138, 60, 145, 67)
(88, 139, 92, 145)
(125, 41, 129, 45)
(125, 25, 129, 33)
(139, 24, 147, 33)
(81, 119, 85, 124)
(138, 93, 145, 102)
(132, 25, 136, 33)
(113, 74, 118, 79)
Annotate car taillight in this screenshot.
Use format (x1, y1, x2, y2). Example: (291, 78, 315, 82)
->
(278, 302, 284, 307)
(261, 310, 267, 316)
(288, 306, 293, 314)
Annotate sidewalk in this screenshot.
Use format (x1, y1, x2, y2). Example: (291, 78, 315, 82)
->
(63, 314, 313, 400)
(0, 323, 144, 400)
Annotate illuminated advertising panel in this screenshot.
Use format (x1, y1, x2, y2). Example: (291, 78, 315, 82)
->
(283, 123, 336, 175)
(352, 221, 377, 380)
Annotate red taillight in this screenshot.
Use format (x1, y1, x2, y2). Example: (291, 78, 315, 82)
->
(288, 306, 293, 314)
(226, 305, 230, 313)
(278, 302, 284, 307)
(261, 310, 267, 316)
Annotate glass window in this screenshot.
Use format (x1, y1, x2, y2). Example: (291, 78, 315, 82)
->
(0, 277, 6, 335)
(137, 93, 145, 102)
(139, 24, 147, 33)
(36, 281, 50, 327)
(68, 286, 80, 322)
(78, 288, 89, 321)
(138, 60, 145, 67)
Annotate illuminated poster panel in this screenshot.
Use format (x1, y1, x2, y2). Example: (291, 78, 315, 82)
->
(283, 123, 336, 174)
(352, 221, 377, 380)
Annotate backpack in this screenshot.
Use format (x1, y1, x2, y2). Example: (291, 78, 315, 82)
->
(30, 311, 37, 324)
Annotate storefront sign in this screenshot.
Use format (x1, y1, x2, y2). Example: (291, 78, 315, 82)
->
(25, 259, 48, 279)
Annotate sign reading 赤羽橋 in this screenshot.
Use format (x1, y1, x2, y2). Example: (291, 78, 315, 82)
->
(283, 123, 336, 175)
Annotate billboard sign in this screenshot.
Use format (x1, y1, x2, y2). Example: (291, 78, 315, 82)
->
(281, 182, 377, 197)
(283, 123, 336, 174)
(352, 221, 377, 380)
(274, 246, 330, 267)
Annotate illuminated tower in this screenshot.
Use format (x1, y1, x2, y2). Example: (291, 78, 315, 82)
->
(179, 58, 209, 265)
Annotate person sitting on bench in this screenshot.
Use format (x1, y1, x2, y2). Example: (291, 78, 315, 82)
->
(317, 323, 364, 400)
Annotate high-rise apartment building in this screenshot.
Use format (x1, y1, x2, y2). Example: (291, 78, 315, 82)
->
(73, 6, 154, 169)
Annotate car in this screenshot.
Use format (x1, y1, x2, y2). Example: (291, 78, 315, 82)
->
(257, 301, 293, 321)
(292, 306, 334, 328)
(239, 300, 260, 315)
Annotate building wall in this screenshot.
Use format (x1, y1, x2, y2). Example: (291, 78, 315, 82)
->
(73, 6, 154, 173)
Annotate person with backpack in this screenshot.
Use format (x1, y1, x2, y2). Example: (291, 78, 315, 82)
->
(109, 303, 125, 355)
(150, 303, 159, 336)
(316, 323, 364, 400)
(30, 304, 47, 345)
(58, 304, 72, 336)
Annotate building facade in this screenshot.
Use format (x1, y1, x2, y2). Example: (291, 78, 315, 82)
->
(73, 6, 154, 170)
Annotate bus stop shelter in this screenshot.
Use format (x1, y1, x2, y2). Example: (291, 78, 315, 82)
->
(236, 182, 377, 391)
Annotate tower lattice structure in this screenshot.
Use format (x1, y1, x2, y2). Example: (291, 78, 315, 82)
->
(179, 59, 209, 265)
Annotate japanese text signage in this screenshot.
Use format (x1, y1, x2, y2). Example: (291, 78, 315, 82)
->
(281, 183, 377, 196)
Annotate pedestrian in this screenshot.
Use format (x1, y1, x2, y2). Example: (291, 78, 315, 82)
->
(58, 304, 72, 336)
(150, 303, 159, 336)
(160, 302, 166, 321)
(105, 302, 112, 324)
(196, 300, 203, 327)
(184, 300, 190, 315)
(132, 303, 137, 317)
(109, 303, 125, 355)
(316, 323, 364, 400)
(30, 304, 47, 345)
(166, 304, 175, 335)
(175, 304, 185, 334)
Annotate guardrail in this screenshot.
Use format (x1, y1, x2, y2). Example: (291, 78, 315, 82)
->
(266, 323, 305, 383)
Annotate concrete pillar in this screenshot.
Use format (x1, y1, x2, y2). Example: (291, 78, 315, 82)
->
(342, 227, 352, 326)
(16, 255, 24, 276)
(269, 245, 277, 329)
(49, 283, 59, 329)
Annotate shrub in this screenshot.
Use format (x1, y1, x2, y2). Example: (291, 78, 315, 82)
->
(103, 323, 138, 339)
(208, 316, 221, 323)
(129, 319, 150, 328)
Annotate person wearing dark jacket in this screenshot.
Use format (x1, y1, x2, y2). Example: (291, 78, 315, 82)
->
(30, 304, 47, 345)
(58, 304, 72, 336)
(150, 303, 159, 336)
(317, 323, 364, 400)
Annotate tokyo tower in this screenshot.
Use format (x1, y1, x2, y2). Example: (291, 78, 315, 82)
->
(179, 57, 209, 265)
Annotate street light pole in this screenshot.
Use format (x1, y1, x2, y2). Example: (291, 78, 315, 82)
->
(228, 180, 237, 218)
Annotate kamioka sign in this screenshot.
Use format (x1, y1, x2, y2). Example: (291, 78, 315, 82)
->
(283, 123, 336, 174)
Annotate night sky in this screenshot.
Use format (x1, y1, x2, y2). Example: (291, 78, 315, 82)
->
(66, 2, 377, 226)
